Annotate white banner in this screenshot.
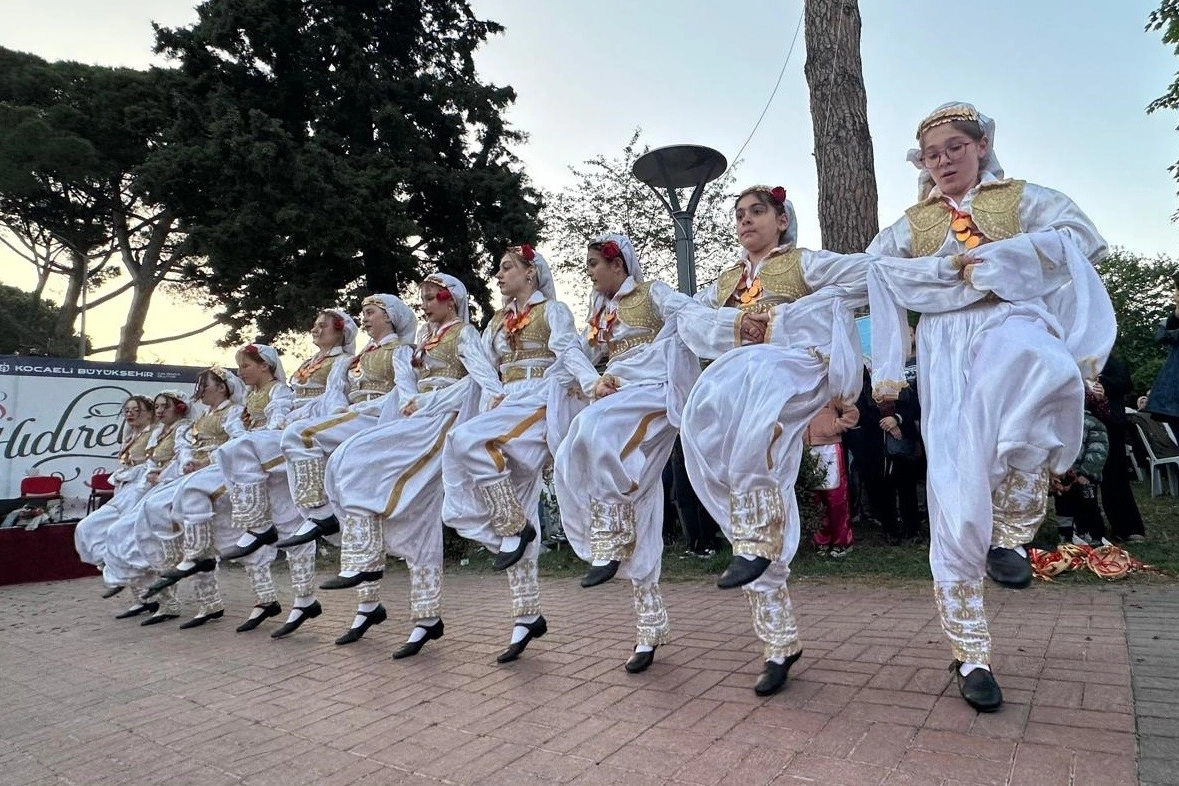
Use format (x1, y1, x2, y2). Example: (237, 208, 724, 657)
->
(0, 355, 202, 518)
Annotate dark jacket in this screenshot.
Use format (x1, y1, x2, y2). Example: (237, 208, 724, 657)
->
(1146, 313, 1179, 419)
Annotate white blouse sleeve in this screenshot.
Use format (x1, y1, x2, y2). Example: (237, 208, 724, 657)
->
(264, 383, 295, 430)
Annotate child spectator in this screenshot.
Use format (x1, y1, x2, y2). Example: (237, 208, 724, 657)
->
(1053, 390, 1110, 545)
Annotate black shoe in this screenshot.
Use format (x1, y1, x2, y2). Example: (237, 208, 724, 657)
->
(271, 600, 322, 639)
(951, 661, 1003, 712)
(493, 524, 537, 571)
(314, 514, 340, 536)
(580, 560, 620, 588)
(115, 602, 159, 619)
(755, 650, 803, 696)
(625, 646, 657, 674)
(141, 613, 179, 626)
(102, 585, 124, 599)
(235, 601, 282, 632)
(496, 616, 547, 663)
(985, 547, 1032, 589)
(334, 604, 387, 645)
(717, 555, 771, 589)
(159, 557, 218, 581)
(274, 515, 340, 549)
(392, 618, 445, 659)
(179, 609, 224, 629)
(220, 526, 279, 561)
(320, 570, 383, 590)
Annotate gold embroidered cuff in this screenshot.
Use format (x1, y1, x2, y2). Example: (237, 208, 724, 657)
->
(286, 551, 316, 597)
(729, 487, 784, 561)
(507, 559, 541, 617)
(633, 583, 671, 647)
(588, 498, 637, 562)
(744, 585, 802, 661)
(291, 457, 328, 508)
(230, 481, 270, 530)
(991, 467, 1049, 549)
(339, 514, 386, 573)
(357, 584, 381, 603)
(244, 564, 279, 604)
(408, 564, 442, 620)
(481, 478, 528, 538)
(934, 579, 991, 664)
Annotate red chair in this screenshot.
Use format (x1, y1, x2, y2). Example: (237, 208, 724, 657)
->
(20, 474, 64, 501)
(85, 471, 116, 513)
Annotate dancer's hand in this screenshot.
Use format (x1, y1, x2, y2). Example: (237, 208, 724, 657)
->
(594, 375, 620, 399)
(401, 399, 419, 416)
(739, 312, 770, 344)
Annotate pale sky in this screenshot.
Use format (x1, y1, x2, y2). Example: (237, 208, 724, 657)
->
(2, 0, 1177, 367)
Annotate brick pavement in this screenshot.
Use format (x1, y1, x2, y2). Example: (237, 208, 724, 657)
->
(0, 565, 1165, 785)
(1124, 587, 1179, 786)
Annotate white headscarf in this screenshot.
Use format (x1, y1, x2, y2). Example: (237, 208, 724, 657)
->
(423, 273, 471, 325)
(200, 366, 245, 405)
(362, 294, 418, 344)
(592, 232, 643, 283)
(782, 199, 798, 248)
(322, 307, 359, 354)
(155, 389, 192, 417)
(907, 101, 1004, 201)
(239, 343, 286, 383)
(509, 244, 558, 302)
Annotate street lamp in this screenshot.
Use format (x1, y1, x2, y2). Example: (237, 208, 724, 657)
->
(631, 144, 727, 295)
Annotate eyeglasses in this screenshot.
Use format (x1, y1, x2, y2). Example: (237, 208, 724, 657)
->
(917, 139, 975, 168)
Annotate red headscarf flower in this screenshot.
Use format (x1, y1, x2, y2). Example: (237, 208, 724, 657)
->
(599, 240, 622, 261)
(332, 316, 345, 331)
(434, 286, 452, 301)
(770, 186, 787, 205)
(243, 344, 260, 356)
(519, 243, 535, 262)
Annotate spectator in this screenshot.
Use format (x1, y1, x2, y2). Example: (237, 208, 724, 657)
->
(879, 358, 925, 544)
(805, 398, 860, 557)
(1053, 390, 1109, 546)
(1095, 355, 1146, 542)
(1144, 273, 1179, 430)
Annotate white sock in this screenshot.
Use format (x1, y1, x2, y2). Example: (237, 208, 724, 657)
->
(635, 644, 654, 654)
(174, 559, 195, 571)
(350, 601, 379, 629)
(291, 521, 318, 537)
(1014, 545, 1027, 558)
(768, 655, 785, 665)
(407, 616, 440, 642)
(959, 662, 990, 677)
(233, 531, 265, 548)
(338, 569, 359, 578)
(247, 604, 270, 620)
(285, 596, 315, 623)
(739, 554, 759, 562)
(591, 558, 611, 567)
(501, 535, 521, 554)
(510, 615, 540, 643)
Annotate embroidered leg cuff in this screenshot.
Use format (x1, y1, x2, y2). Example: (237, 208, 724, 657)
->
(182, 519, 215, 561)
(992, 468, 1049, 549)
(286, 548, 316, 597)
(633, 582, 671, 647)
(729, 487, 785, 560)
(481, 478, 529, 538)
(292, 457, 328, 509)
(244, 564, 279, 605)
(934, 579, 992, 664)
(744, 584, 802, 661)
(230, 481, 270, 531)
(408, 563, 442, 620)
(589, 499, 637, 562)
(357, 583, 381, 603)
(507, 558, 541, 617)
(339, 514, 385, 573)
(192, 569, 223, 616)
(158, 534, 184, 571)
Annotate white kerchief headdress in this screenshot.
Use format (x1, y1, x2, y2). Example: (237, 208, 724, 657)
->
(362, 293, 418, 344)
(907, 101, 1004, 200)
(322, 308, 359, 354)
(592, 232, 643, 283)
(423, 274, 471, 325)
(239, 343, 286, 383)
(201, 366, 245, 404)
(505, 244, 557, 303)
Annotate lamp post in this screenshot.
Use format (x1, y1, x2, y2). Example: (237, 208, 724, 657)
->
(631, 144, 727, 295)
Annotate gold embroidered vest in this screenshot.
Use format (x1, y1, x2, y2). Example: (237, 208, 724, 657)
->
(489, 301, 555, 367)
(191, 406, 233, 456)
(348, 342, 399, 396)
(601, 281, 662, 358)
(715, 248, 810, 313)
(243, 380, 276, 430)
(118, 428, 152, 468)
(418, 324, 467, 383)
(905, 179, 1025, 258)
(293, 353, 343, 398)
(146, 422, 181, 466)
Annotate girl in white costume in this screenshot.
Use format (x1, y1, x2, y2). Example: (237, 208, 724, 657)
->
(679, 185, 870, 696)
(866, 102, 1114, 711)
(162, 345, 299, 633)
(144, 366, 248, 628)
(75, 395, 157, 573)
(274, 295, 417, 547)
(217, 310, 357, 638)
(553, 233, 700, 675)
(442, 244, 589, 663)
(322, 274, 499, 655)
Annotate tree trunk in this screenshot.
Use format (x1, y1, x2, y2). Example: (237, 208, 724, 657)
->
(115, 281, 155, 362)
(804, 0, 879, 253)
(54, 248, 85, 343)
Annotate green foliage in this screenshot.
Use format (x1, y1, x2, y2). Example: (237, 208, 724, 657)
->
(0, 284, 87, 356)
(147, 0, 541, 340)
(1148, 0, 1179, 215)
(540, 128, 739, 305)
(1099, 248, 1176, 396)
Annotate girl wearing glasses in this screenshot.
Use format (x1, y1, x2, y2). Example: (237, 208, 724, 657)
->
(866, 102, 1114, 712)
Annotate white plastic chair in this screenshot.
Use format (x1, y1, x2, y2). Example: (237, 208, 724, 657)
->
(1135, 423, 1179, 496)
